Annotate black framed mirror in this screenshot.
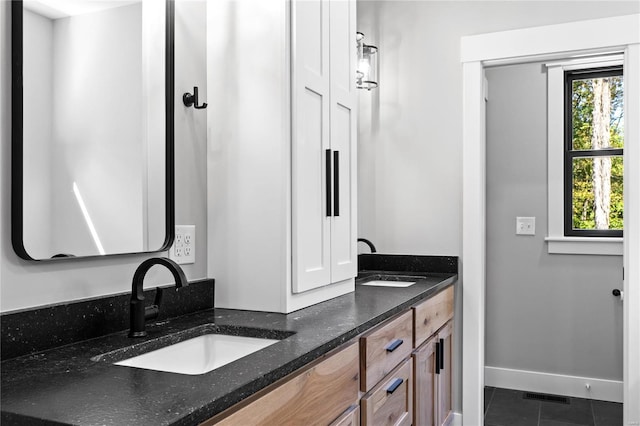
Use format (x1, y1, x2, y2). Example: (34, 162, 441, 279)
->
(12, 0, 175, 260)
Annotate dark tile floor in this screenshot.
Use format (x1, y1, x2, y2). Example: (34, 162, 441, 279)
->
(484, 387, 623, 426)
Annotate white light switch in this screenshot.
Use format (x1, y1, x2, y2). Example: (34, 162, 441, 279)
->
(516, 217, 535, 235)
(170, 225, 195, 264)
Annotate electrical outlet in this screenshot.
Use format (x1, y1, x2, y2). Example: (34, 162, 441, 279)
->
(170, 225, 195, 264)
(516, 217, 535, 236)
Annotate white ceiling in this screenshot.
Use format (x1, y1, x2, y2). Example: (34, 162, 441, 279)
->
(24, 0, 139, 20)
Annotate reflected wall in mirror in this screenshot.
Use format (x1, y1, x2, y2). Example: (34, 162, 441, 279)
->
(12, 0, 174, 260)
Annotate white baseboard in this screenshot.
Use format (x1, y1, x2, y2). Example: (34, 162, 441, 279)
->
(485, 366, 623, 403)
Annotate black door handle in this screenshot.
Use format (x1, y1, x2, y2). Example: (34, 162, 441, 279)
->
(333, 151, 339, 216)
(435, 341, 440, 375)
(325, 149, 332, 217)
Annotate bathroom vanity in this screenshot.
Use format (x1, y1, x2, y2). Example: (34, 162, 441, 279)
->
(1, 256, 457, 426)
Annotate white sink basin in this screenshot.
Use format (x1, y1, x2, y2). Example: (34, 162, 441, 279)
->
(114, 334, 280, 375)
(361, 280, 416, 288)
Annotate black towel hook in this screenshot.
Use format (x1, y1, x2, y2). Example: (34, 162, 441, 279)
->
(183, 86, 207, 109)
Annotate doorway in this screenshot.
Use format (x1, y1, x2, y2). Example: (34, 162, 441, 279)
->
(483, 60, 624, 425)
(460, 14, 640, 426)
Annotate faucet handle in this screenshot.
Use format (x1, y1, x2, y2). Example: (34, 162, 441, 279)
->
(153, 286, 164, 307)
(144, 287, 163, 321)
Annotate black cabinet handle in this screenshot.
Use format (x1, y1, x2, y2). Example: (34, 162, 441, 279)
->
(435, 341, 440, 375)
(325, 149, 332, 217)
(385, 339, 403, 352)
(333, 150, 339, 216)
(439, 338, 445, 370)
(386, 378, 403, 395)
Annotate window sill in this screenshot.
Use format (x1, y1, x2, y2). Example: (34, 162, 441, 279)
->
(545, 236, 623, 256)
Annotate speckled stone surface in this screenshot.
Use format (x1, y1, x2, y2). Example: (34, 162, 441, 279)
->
(1, 279, 215, 361)
(358, 253, 458, 274)
(1, 268, 456, 425)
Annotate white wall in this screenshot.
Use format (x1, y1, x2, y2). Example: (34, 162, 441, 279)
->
(0, 0, 208, 312)
(356, 0, 640, 256)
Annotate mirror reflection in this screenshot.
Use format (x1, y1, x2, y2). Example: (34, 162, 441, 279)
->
(16, 0, 171, 259)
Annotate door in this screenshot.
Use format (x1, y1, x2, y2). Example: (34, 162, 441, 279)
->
(437, 322, 453, 426)
(413, 336, 437, 426)
(291, 0, 331, 293)
(329, 0, 357, 284)
(292, 0, 356, 293)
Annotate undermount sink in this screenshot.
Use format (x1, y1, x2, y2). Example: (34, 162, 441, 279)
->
(358, 273, 427, 288)
(361, 280, 416, 288)
(114, 333, 280, 375)
(91, 324, 292, 376)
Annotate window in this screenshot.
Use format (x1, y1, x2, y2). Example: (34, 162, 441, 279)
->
(545, 56, 624, 255)
(564, 67, 623, 237)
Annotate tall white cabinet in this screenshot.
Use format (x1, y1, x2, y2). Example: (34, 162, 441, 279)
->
(207, 0, 357, 313)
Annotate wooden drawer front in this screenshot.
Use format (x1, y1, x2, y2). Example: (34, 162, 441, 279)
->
(413, 286, 454, 348)
(360, 310, 413, 392)
(330, 405, 360, 426)
(361, 358, 413, 426)
(210, 343, 360, 426)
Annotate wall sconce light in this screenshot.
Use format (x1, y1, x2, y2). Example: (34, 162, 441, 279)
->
(356, 32, 378, 90)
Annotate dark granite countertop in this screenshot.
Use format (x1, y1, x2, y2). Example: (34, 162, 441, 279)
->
(1, 272, 456, 426)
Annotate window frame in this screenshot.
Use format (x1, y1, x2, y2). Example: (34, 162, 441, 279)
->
(563, 66, 624, 238)
(545, 55, 623, 255)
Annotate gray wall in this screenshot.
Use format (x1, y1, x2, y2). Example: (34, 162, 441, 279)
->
(485, 63, 623, 381)
(356, 0, 639, 257)
(0, 1, 208, 312)
(356, 0, 638, 414)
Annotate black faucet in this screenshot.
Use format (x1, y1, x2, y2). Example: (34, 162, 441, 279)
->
(357, 238, 377, 253)
(129, 257, 188, 338)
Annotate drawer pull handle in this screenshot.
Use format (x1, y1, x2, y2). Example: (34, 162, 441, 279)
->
(386, 378, 403, 394)
(385, 339, 403, 352)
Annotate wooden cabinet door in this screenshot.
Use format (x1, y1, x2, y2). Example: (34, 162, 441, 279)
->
(413, 336, 437, 426)
(437, 321, 453, 426)
(361, 359, 413, 426)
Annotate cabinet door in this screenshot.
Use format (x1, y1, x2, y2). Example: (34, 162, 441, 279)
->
(413, 336, 437, 426)
(292, 0, 332, 293)
(328, 0, 357, 284)
(437, 321, 453, 426)
(292, 0, 356, 293)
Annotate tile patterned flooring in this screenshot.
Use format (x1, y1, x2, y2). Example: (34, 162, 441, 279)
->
(484, 387, 623, 426)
